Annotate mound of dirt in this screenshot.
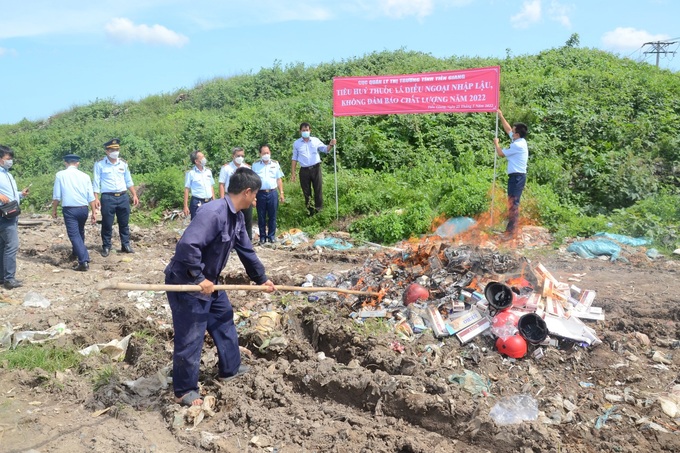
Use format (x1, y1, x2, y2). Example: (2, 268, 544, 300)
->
(0, 216, 678, 453)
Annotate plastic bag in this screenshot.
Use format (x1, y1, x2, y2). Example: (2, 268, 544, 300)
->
(566, 239, 621, 261)
(489, 394, 539, 425)
(434, 217, 476, 238)
(448, 369, 491, 396)
(313, 238, 353, 250)
(594, 232, 650, 246)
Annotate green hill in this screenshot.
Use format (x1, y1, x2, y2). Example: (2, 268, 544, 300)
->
(2, 42, 679, 247)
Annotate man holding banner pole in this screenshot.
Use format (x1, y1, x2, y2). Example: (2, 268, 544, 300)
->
(291, 122, 336, 216)
(493, 109, 529, 239)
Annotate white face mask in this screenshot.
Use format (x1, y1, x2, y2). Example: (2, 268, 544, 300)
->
(200, 158, 207, 167)
(1, 159, 13, 170)
(261, 154, 271, 162)
(234, 156, 244, 165)
(301, 131, 310, 138)
(108, 151, 119, 159)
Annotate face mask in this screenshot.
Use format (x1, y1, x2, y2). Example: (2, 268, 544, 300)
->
(1, 159, 13, 170)
(301, 131, 310, 139)
(261, 154, 271, 162)
(200, 158, 207, 166)
(508, 131, 515, 140)
(108, 152, 120, 159)
(234, 156, 244, 165)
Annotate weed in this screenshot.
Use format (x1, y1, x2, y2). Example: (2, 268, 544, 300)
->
(0, 345, 82, 373)
(93, 365, 118, 391)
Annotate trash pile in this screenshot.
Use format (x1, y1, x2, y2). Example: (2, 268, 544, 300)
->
(314, 242, 604, 359)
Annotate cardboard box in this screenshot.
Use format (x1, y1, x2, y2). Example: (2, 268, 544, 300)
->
(534, 263, 559, 287)
(447, 308, 483, 333)
(570, 306, 605, 321)
(425, 305, 454, 338)
(456, 316, 491, 344)
(576, 289, 596, 312)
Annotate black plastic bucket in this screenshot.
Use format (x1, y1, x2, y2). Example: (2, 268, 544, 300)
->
(518, 313, 548, 344)
(484, 281, 514, 312)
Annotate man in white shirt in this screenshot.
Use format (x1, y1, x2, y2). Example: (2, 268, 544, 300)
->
(291, 122, 336, 216)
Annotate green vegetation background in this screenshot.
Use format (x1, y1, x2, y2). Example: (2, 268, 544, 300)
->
(2, 40, 679, 248)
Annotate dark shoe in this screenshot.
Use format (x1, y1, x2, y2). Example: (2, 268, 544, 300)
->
(74, 262, 89, 272)
(268, 237, 277, 243)
(219, 364, 250, 382)
(121, 244, 134, 253)
(4, 279, 22, 290)
(101, 247, 111, 257)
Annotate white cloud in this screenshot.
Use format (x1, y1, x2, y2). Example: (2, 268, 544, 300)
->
(602, 27, 670, 51)
(377, 0, 434, 19)
(0, 47, 17, 57)
(511, 0, 541, 29)
(548, 0, 572, 28)
(105, 18, 189, 47)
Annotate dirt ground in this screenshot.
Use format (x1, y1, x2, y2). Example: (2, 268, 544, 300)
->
(0, 216, 679, 453)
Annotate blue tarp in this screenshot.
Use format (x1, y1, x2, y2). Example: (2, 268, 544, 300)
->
(593, 232, 650, 246)
(313, 238, 353, 250)
(566, 239, 622, 261)
(434, 217, 476, 238)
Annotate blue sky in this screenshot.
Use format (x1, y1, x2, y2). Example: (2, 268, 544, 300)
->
(0, 0, 677, 125)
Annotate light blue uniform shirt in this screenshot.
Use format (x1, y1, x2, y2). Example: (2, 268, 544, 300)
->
(0, 167, 22, 204)
(93, 157, 134, 193)
(252, 160, 284, 190)
(53, 166, 95, 207)
(218, 161, 251, 190)
(503, 133, 528, 174)
(184, 166, 215, 199)
(292, 137, 329, 167)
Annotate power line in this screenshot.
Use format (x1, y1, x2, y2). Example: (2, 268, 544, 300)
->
(642, 39, 678, 68)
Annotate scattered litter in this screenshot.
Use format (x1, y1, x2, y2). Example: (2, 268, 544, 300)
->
(22, 291, 51, 308)
(593, 233, 650, 246)
(595, 406, 617, 429)
(313, 237, 353, 250)
(13, 323, 70, 348)
(433, 217, 476, 238)
(566, 239, 622, 261)
(579, 381, 595, 388)
(278, 229, 309, 247)
(123, 368, 170, 397)
(78, 334, 132, 360)
(0, 322, 13, 350)
(489, 394, 539, 425)
(448, 369, 491, 396)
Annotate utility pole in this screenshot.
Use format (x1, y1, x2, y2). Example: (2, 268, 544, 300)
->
(642, 40, 677, 68)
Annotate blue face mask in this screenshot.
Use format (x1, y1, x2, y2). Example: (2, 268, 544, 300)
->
(509, 131, 514, 140)
(301, 131, 310, 139)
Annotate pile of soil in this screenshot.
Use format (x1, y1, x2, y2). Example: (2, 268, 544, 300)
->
(0, 216, 678, 453)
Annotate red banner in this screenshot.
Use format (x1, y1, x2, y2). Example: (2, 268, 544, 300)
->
(333, 67, 500, 117)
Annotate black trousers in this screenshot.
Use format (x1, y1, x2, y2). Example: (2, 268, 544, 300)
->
(299, 163, 323, 216)
(243, 205, 253, 241)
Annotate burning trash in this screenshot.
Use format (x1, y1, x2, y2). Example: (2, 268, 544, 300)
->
(333, 241, 603, 357)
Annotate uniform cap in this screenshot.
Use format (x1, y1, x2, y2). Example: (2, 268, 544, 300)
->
(63, 154, 81, 162)
(103, 138, 121, 149)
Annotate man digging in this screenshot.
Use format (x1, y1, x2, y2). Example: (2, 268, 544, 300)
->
(164, 167, 276, 406)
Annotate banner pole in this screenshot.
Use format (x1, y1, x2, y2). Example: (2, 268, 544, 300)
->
(491, 112, 499, 228)
(333, 117, 339, 220)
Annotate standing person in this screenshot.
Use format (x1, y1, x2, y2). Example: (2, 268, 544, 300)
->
(51, 154, 97, 271)
(183, 150, 215, 220)
(291, 122, 336, 216)
(0, 145, 29, 289)
(219, 147, 253, 241)
(93, 138, 139, 256)
(252, 145, 284, 245)
(493, 109, 529, 238)
(165, 167, 275, 407)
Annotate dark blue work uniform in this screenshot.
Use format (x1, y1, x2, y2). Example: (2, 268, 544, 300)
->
(164, 196, 266, 399)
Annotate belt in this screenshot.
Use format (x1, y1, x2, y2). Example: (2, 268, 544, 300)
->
(103, 191, 127, 197)
(260, 189, 277, 193)
(301, 163, 321, 169)
(192, 196, 211, 203)
(63, 205, 88, 208)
